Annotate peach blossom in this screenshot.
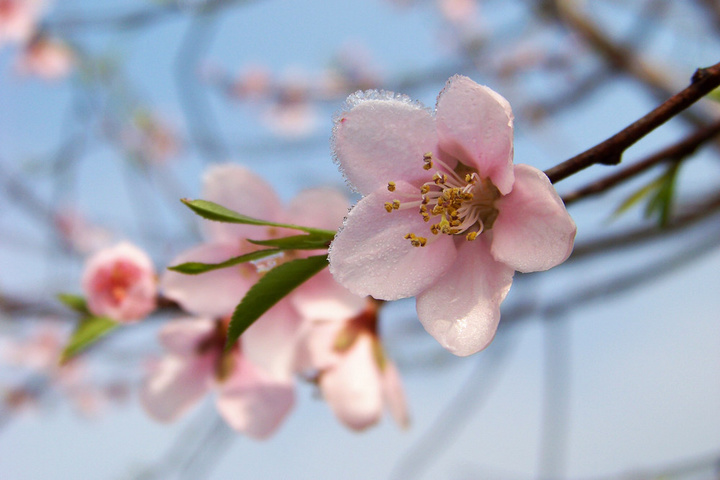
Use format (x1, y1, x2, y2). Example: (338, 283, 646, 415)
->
(141, 317, 294, 439)
(329, 75, 576, 356)
(82, 242, 157, 323)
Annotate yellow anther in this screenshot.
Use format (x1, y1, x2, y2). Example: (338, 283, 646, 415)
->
(430, 224, 440, 235)
(387, 181, 396, 192)
(392, 200, 401, 210)
(404, 232, 427, 247)
(423, 161, 433, 170)
(466, 231, 479, 241)
(384, 202, 393, 213)
(421, 195, 429, 205)
(420, 185, 430, 194)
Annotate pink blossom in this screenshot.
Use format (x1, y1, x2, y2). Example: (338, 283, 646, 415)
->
(161, 164, 355, 375)
(16, 35, 75, 80)
(296, 300, 409, 430)
(141, 317, 294, 439)
(328, 75, 576, 356)
(0, 0, 46, 46)
(81, 242, 157, 323)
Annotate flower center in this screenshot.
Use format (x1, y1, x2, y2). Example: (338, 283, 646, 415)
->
(385, 152, 500, 247)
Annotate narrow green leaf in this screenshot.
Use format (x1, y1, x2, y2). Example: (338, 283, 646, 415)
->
(57, 293, 90, 315)
(247, 233, 333, 251)
(611, 174, 665, 220)
(644, 163, 679, 228)
(60, 316, 118, 364)
(181, 199, 336, 236)
(168, 248, 282, 275)
(226, 255, 328, 350)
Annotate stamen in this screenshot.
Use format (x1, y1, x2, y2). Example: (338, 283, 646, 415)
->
(387, 181, 396, 192)
(404, 233, 427, 247)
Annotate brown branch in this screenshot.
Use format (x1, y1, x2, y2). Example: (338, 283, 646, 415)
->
(562, 119, 720, 205)
(544, 61, 720, 183)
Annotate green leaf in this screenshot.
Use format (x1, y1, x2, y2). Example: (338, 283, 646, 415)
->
(57, 294, 90, 315)
(611, 164, 680, 227)
(709, 87, 720, 103)
(644, 163, 679, 228)
(226, 255, 328, 350)
(167, 248, 282, 275)
(611, 175, 666, 219)
(60, 316, 118, 364)
(181, 199, 337, 236)
(247, 232, 334, 251)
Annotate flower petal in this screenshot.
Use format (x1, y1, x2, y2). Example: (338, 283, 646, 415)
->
(291, 268, 366, 322)
(333, 92, 439, 195)
(285, 188, 349, 232)
(294, 319, 345, 373)
(416, 238, 514, 356)
(161, 242, 258, 317)
(436, 75, 515, 195)
(241, 300, 302, 380)
(491, 164, 576, 272)
(320, 334, 383, 431)
(140, 354, 214, 422)
(329, 182, 457, 300)
(158, 317, 215, 355)
(202, 163, 285, 242)
(216, 353, 294, 439)
(382, 361, 410, 429)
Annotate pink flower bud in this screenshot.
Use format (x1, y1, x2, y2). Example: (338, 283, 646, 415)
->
(81, 242, 157, 323)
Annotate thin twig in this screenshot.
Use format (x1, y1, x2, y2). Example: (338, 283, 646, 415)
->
(562, 119, 720, 205)
(544, 61, 720, 183)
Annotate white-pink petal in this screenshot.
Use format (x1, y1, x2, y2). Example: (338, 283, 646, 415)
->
(382, 361, 410, 429)
(294, 319, 345, 373)
(161, 242, 257, 317)
(285, 188, 349, 232)
(216, 354, 295, 440)
(158, 318, 215, 355)
(333, 93, 440, 195)
(491, 164, 577, 273)
(140, 354, 215, 422)
(201, 164, 285, 243)
(241, 300, 302, 381)
(416, 238, 514, 356)
(320, 334, 383, 431)
(328, 182, 457, 301)
(291, 268, 366, 322)
(436, 75, 515, 195)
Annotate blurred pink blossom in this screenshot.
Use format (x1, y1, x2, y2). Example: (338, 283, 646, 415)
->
(161, 164, 353, 375)
(82, 242, 157, 323)
(16, 35, 75, 79)
(328, 75, 576, 356)
(141, 317, 294, 439)
(0, 0, 46, 46)
(296, 300, 408, 431)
